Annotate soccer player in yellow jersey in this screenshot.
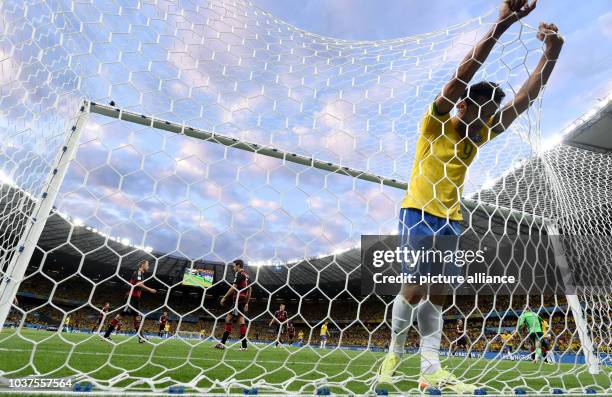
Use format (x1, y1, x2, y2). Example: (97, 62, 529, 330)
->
(319, 321, 329, 348)
(501, 332, 513, 344)
(501, 331, 513, 353)
(378, 0, 564, 393)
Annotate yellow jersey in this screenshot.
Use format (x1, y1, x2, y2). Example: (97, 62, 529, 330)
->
(501, 332, 512, 342)
(401, 103, 498, 221)
(320, 324, 328, 336)
(164, 323, 170, 331)
(542, 320, 549, 335)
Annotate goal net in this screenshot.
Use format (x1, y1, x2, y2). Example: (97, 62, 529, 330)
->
(0, 0, 610, 395)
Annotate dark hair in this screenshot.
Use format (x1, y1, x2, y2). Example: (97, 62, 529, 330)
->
(138, 259, 149, 268)
(233, 259, 245, 268)
(461, 81, 506, 103)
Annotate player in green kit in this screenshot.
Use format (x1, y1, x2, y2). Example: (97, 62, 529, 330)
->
(516, 307, 544, 362)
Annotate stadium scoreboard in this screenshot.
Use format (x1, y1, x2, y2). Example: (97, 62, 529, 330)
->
(182, 268, 214, 288)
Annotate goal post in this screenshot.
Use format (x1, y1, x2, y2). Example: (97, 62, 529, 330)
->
(545, 224, 600, 375)
(0, 103, 89, 332)
(2, 98, 602, 381)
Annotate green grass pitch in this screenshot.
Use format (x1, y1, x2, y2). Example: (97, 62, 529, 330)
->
(0, 329, 609, 395)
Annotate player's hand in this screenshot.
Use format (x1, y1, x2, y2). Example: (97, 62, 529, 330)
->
(498, 0, 537, 25)
(537, 22, 564, 57)
(244, 304, 249, 312)
(149, 288, 157, 294)
(220, 298, 226, 306)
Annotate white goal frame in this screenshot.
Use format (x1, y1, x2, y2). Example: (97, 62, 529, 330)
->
(0, 100, 600, 376)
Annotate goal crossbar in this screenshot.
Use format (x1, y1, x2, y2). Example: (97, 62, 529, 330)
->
(88, 101, 548, 228)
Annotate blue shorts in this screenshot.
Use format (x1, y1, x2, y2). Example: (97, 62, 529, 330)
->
(398, 208, 463, 279)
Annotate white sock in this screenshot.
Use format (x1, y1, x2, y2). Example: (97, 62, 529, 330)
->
(418, 301, 443, 375)
(390, 294, 417, 355)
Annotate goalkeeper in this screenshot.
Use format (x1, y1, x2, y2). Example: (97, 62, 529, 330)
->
(516, 307, 544, 362)
(378, 0, 564, 393)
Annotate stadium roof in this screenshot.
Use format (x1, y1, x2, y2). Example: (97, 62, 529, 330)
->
(473, 96, 612, 222)
(562, 98, 612, 154)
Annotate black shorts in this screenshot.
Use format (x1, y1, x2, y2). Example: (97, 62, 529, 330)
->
(121, 297, 141, 317)
(159, 323, 166, 332)
(529, 332, 544, 344)
(231, 301, 247, 317)
(275, 324, 284, 335)
(457, 335, 469, 347)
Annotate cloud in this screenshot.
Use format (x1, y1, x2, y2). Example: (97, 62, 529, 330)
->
(598, 12, 612, 38)
(253, 0, 487, 41)
(534, 9, 612, 138)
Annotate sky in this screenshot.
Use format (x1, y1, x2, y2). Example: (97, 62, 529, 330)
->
(2, 0, 610, 265)
(252, 0, 612, 140)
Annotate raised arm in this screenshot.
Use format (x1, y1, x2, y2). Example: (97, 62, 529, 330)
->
(492, 22, 564, 132)
(435, 0, 537, 114)
(135, 280, 156, 294)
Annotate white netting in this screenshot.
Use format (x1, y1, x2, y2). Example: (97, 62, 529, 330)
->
(0, 0, 610, 395)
